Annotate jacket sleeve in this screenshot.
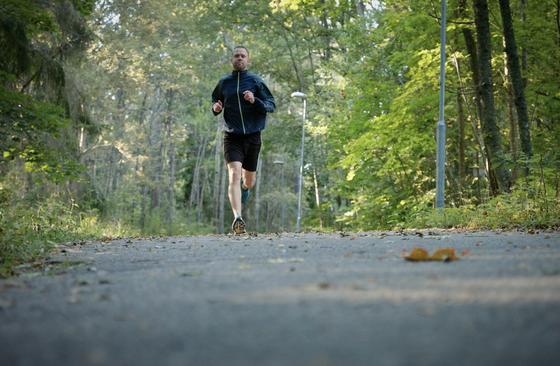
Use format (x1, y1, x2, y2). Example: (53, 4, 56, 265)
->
(253, 79, 276, 113)
(211, 80, 223, 116)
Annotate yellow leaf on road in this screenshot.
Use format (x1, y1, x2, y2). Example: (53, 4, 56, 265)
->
(404, 247, 430, 261)
(404, 247, 460, 262)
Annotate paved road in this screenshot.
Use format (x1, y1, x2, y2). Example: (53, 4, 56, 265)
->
(1, 230, 560, 366)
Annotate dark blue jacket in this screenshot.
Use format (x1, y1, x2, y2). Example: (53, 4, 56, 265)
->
(212, 70, 276, 135)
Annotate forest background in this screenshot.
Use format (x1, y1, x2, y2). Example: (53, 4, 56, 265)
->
(1, 0, 559, 275)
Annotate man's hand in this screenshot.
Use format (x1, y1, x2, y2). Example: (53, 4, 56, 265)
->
(213, 100, 223, 113)
(243, 90, 255, 104)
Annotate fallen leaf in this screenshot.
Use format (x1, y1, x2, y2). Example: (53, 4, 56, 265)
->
(404, 247, 430, 261)
(430, 248, 459, 262)
(404, 247, 460, 262)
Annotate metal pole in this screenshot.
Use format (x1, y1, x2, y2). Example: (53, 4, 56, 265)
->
(280, 165, 285, 230)
(435, 0, 447, 208)
(255, 157, 262, 231)
(273, 159, 286, 231)
(296, 99, 306, 232)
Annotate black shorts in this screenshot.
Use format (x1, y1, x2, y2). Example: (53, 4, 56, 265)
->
(223, 131, 262, 172)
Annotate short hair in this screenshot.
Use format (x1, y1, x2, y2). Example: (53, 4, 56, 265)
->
(233, 45, 249, 55)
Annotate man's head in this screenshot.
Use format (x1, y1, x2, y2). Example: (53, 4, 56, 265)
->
(231, 46, 250, 71)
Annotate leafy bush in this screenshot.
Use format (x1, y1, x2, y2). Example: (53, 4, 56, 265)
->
(409, 183, 560, 230)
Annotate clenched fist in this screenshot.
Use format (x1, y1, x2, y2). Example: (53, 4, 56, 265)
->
(213, 100, 223, 113)
(243, 90, 255, 104)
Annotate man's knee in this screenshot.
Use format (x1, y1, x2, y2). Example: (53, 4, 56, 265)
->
(243, 173, 257, 188)
(228, 163, 242, 183)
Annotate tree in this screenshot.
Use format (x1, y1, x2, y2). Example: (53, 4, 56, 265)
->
(498, 0, 532, 170)
(473, 0, 511, 194)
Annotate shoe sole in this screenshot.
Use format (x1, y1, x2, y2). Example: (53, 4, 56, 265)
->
(232, 219, 246, 235)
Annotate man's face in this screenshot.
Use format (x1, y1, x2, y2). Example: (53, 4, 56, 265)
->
(231, 48, 249, 71)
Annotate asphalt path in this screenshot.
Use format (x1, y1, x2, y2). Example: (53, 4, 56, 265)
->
(1, 230, 560, 366)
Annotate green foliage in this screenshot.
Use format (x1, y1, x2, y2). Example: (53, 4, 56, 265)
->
(0, 0, 103, 276)
(0, 180, 82, 277)
(70, 0, 96, 17)
(332, 45, 443, 229)
(0, 86, 84, 181)
(0, 174, 212, 277)
(411, 192, 559, 230)
(0, 0, 58, 36)
(410, 162, 560, 230)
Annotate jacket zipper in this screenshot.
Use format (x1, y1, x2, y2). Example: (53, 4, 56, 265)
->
(236, 72, 246, 134)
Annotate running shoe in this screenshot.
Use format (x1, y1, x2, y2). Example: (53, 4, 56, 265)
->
(232, 216, 246, 234)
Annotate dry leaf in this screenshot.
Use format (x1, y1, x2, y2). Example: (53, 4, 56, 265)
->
(404, 247, 430, 261)
(430, 248, 459, 262)
(404, 247, 460, 262)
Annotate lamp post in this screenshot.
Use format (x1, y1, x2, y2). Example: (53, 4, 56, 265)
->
(273, 159, 285, 231)
(291, 91, 306, 232)
(436, 0, 447, 208)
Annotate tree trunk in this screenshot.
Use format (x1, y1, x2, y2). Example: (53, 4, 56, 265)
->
(519, 0, 528, 85)
(218, 160, 226, 233)
(189, 135, 207, 210)
(138, 92, 148, 125)
(452, 55, 489, 183)
(458, 0, 492, 184)
(147, 87, 165, 210)
(213, 120, 223, 231)
(165, 89, 176, 235)
(457, 91, 466, 195)
(105, 150, 115, 197)
(312, 165, 323, 229)
(556, 0, 560, 47)
(197, 168, 207, 223)
(458, 0, 483, 123)
(498, 0, 532, 172)
(356, 0, 366, 17)
(320, 0, 332, 60)
(140, 183, 147, 232)
(506, 70, 519, 181)
(473, 0, 511, 193)
(79, 127, 85, 152)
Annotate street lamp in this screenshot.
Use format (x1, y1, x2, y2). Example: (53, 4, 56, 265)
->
(273, 159, 286, 231)
(291, 91, 306, 232)
(435, 0, 447, 208)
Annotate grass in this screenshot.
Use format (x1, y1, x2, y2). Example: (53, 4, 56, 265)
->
(0, 202, 214, 278)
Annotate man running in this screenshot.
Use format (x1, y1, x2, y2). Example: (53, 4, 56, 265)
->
(211, 46, 276, 234)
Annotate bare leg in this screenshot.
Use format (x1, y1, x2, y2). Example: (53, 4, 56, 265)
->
(242, 169, 257, 190)
(227, 162, 243, 217)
